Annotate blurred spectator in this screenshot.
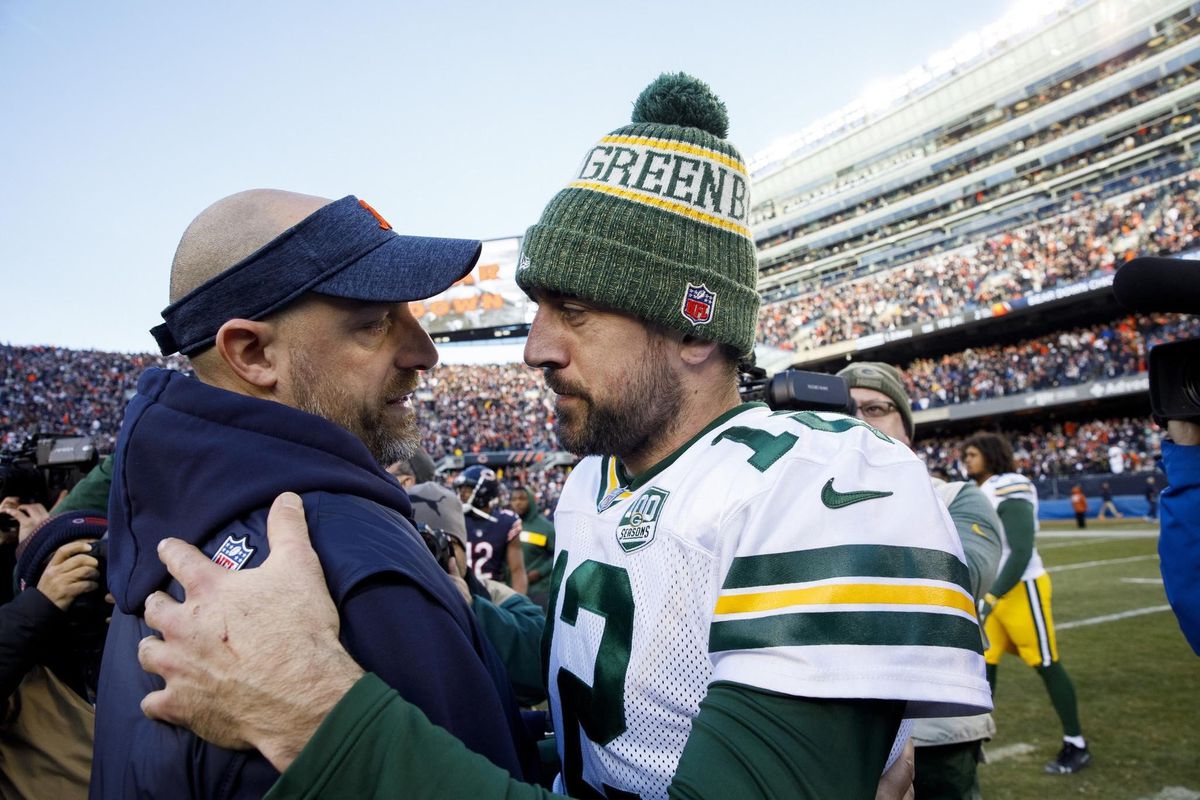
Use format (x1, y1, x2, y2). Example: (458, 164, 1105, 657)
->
(1098, 482, 1123, 519)
(1070, 486, 1088, 529)
(1, 510, 108, 800)
(509, 485, 555, 611)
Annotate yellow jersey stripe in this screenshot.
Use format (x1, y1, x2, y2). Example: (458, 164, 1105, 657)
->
(568, 180, 752, 239)
(714, 583, 976, 617)
(520, 531, 549, 547)
(599, 134, 746, 174)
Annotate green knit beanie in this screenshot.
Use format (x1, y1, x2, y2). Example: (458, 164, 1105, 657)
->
(836, 362, 916, 441)
(516, 73, 760, 355)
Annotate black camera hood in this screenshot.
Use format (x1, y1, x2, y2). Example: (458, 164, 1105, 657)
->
(1113, 256, 1200, 314)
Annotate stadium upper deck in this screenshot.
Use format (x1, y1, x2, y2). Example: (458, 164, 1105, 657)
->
(749, 0, 1200, 293)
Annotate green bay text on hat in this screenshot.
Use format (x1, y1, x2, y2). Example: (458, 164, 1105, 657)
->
(516, 72, 760, 355)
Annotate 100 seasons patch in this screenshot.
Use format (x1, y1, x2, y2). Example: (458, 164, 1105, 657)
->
(616, 488, 669, 553)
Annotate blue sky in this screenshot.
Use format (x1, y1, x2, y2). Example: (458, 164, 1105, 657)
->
(1, 0, 1011, 352)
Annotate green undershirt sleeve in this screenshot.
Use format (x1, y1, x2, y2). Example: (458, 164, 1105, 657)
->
(670, 682, 903, 800)
(265, 673, 564, 800)
(990, 498, 1036, 598)
(268, 675, 902, 800)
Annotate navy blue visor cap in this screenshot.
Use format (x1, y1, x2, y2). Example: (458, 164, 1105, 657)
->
(151, 196, 482, 356)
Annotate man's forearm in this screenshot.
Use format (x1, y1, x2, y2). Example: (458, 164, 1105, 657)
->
(267, 672, 563, 800)
(0, 589, 63, 701)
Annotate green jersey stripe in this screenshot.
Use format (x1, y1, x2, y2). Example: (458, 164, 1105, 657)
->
(721, 544, 971, 594)
(709, 609, 984, 654)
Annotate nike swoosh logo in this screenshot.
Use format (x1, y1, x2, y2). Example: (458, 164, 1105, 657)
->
(821, 478, 893, 509)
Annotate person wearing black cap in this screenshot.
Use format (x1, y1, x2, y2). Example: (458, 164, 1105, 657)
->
(91, 190, 536, 797)
(0, 510, 106, 799)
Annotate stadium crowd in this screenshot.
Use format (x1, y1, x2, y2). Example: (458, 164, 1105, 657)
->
(903, 313, 1200, 408)
(756, 172, 1200, 350)
(4, 337, 1173, 514)
(915, 415, 1162, 480)
(0, 346, 189, 453)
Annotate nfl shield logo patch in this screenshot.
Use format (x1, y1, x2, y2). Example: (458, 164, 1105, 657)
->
(681, 283, 716, 325)
(212, 535, 256, 571)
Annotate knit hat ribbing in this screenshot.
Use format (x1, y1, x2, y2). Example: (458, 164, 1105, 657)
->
(516, 73, 760, 355)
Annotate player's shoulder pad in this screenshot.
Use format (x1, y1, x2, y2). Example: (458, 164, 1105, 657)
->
(991, 472, 1034, 491)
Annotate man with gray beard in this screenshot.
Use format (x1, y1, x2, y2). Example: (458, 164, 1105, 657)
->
(91, 190, 537, 798)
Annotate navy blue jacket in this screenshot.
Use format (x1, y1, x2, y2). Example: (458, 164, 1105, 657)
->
(92, 369, 533, 798)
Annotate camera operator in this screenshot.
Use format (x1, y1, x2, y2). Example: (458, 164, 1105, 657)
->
(0, 498, 49, 546)
(2, 433, 99, 606)
(0, 498, 49, 605)
(1113, 256, 1200, 655)
(0, 510, 108, 799)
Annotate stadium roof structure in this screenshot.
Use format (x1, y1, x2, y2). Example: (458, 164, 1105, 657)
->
(748, 0, 1183, 211)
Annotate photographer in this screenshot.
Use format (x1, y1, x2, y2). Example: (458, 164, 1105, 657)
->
(0, 498, 49, 605)
(1113, 256, 1200, 655)
(0, 510, 107, 799)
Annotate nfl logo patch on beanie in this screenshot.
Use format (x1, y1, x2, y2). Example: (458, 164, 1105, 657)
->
(516, 72, 760, 355)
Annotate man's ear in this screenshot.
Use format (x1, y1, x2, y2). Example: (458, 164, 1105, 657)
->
(679, 335, 720, 367)
(214, 318, 281, 390)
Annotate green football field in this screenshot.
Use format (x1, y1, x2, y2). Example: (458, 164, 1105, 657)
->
(977, 524, 1200, 799)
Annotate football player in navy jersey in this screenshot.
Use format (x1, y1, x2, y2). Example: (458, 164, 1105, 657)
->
(453, 466, 527, 594)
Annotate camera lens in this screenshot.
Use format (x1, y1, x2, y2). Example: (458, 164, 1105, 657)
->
(1183, 358, 1200, 410)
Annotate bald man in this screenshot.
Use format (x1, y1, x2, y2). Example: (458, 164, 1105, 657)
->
(91, 191, 536, 797)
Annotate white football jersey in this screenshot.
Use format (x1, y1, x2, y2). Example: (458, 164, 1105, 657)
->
(546, 404, 992, 799)
(977, 473, 1045, 583)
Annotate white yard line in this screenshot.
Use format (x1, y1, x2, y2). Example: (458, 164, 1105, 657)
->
(1040, 530, 1158, 539)
(1041, 538, 1122, 550)
(1137, 788, 1200, 800)
(986, 742, 1036, 762)
(1120, 577, 1164, 585)
(1058, 605, 1173, 630)
(1049, 554, 1158, 572)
